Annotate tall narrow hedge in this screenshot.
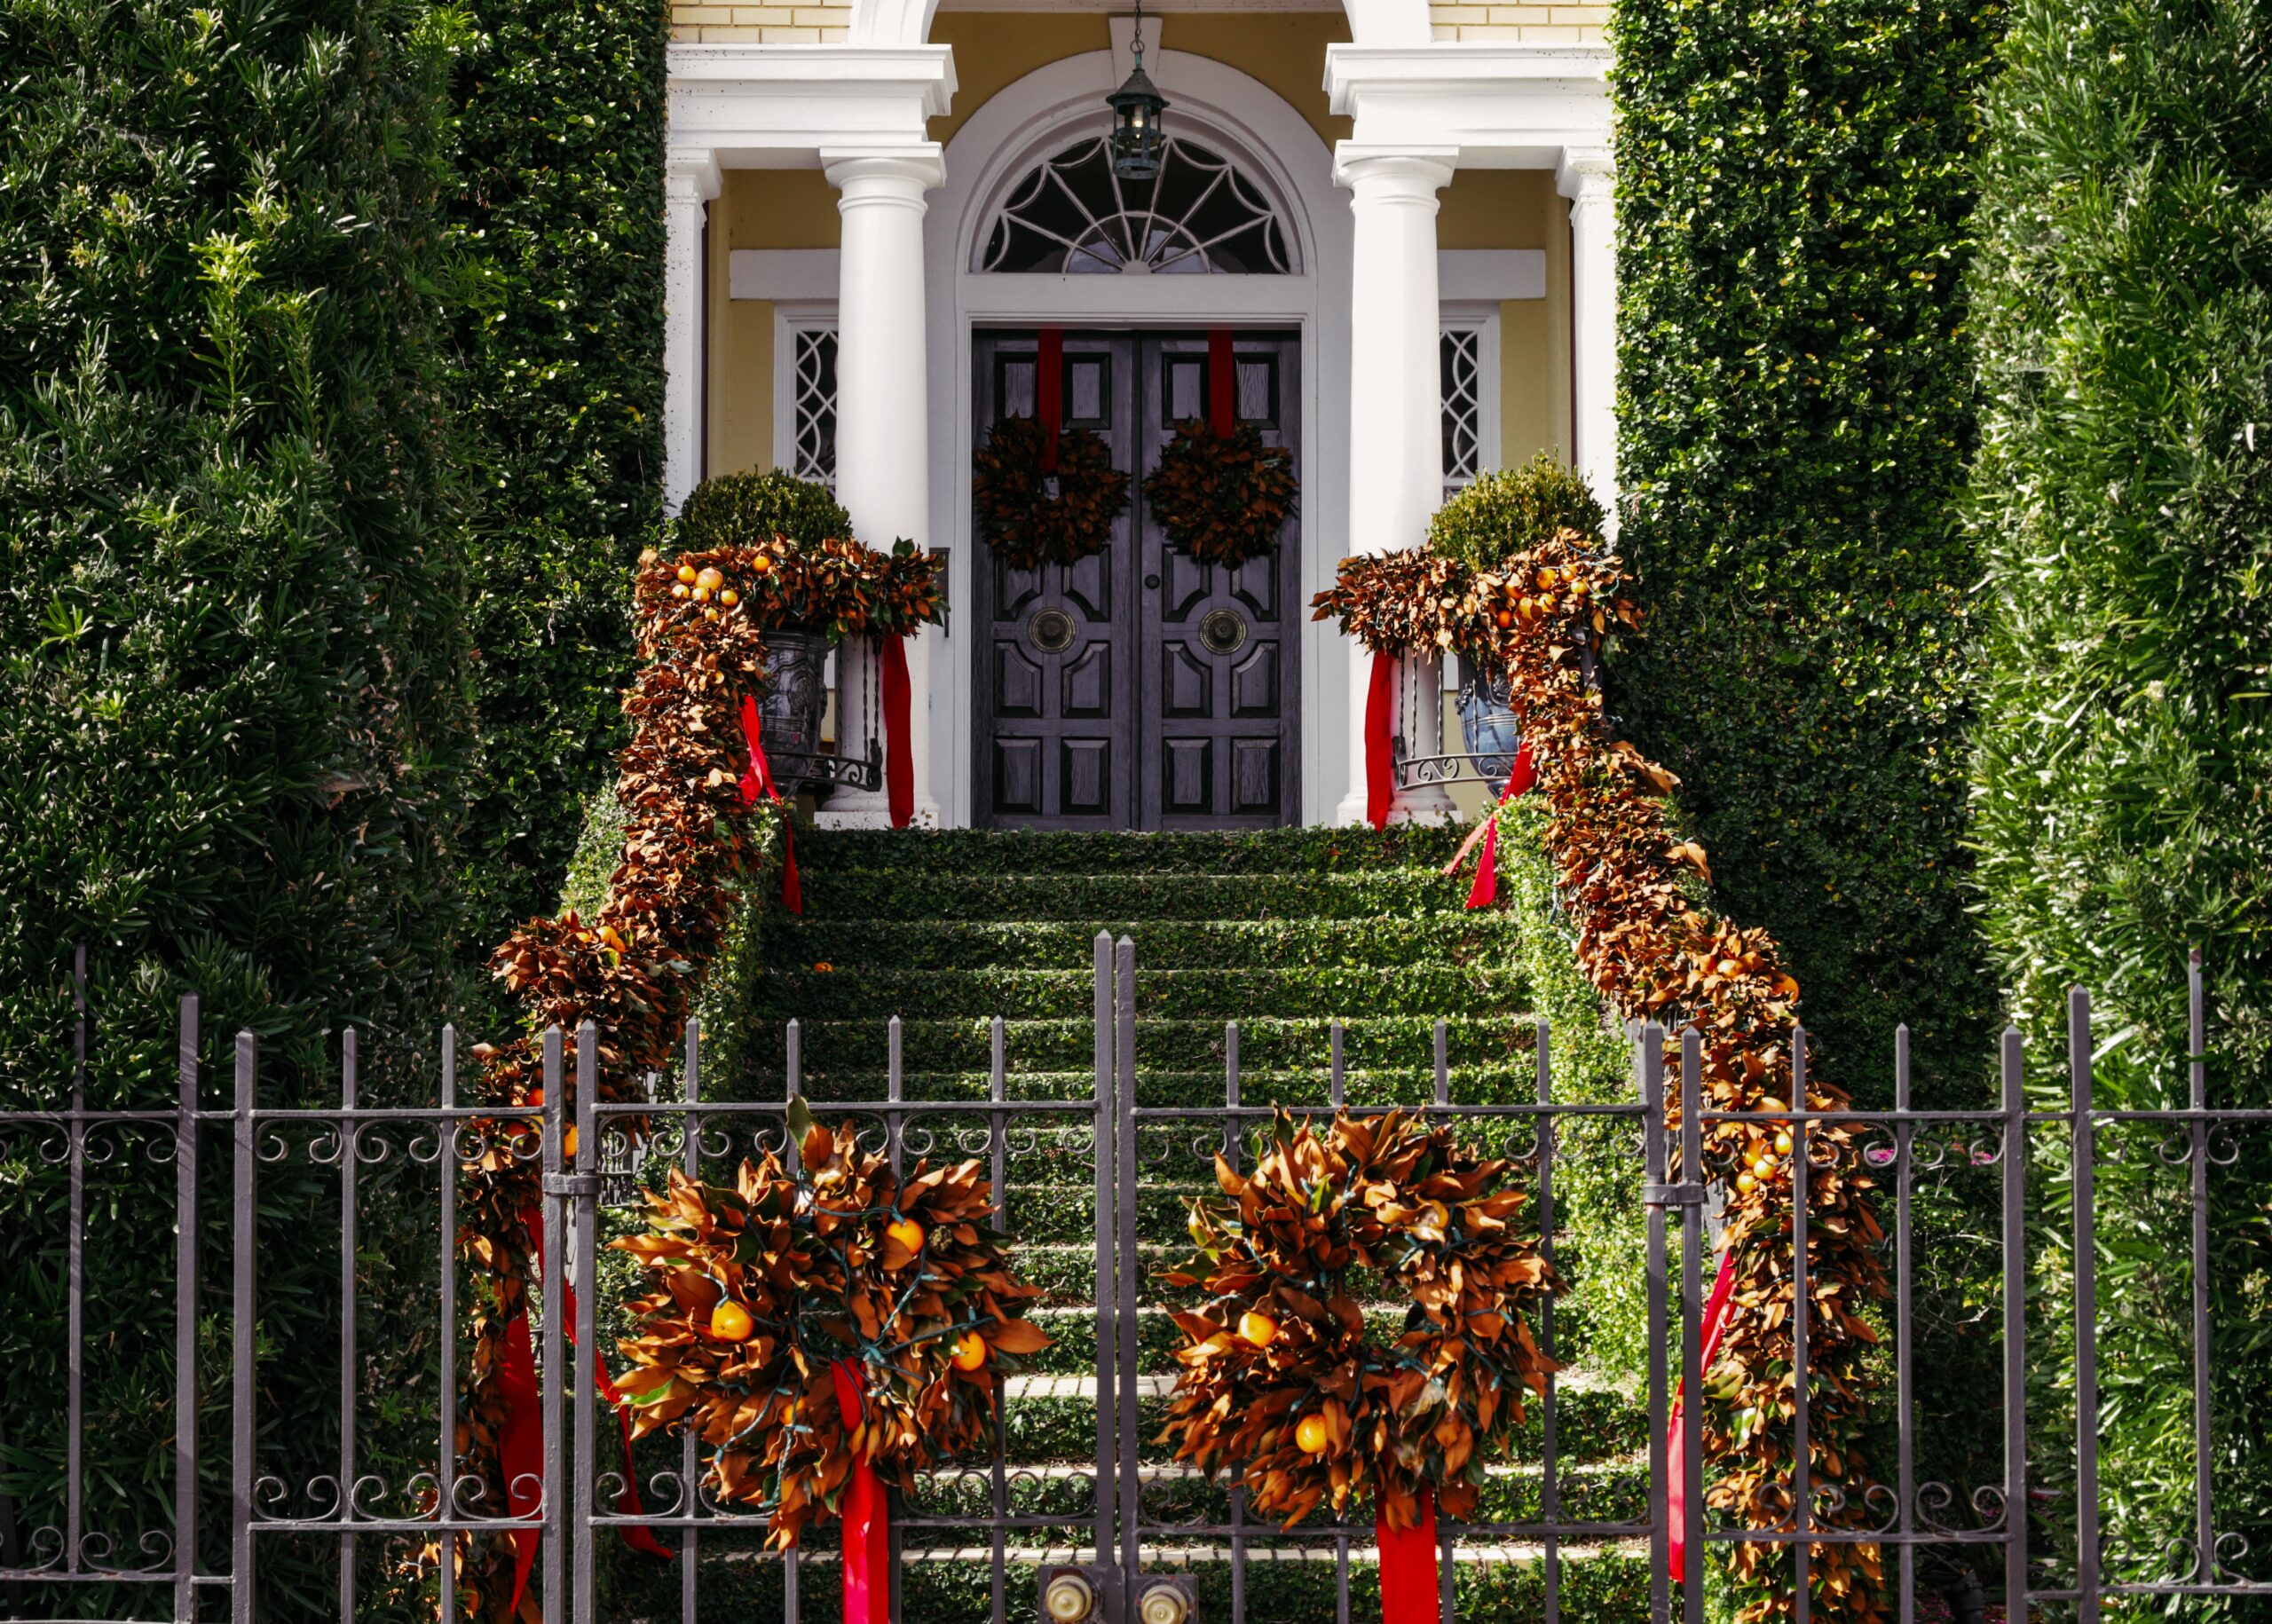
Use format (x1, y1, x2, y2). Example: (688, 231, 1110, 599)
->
(1608, 0, 2004, 1102)
(0, 1, 471, 1609)
(0, 0, 472, 1084)
(1968, 0, 2272, 1570)
(447, 0, 669, 965)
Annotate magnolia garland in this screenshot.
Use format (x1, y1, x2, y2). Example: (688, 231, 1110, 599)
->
(972, 414, 1131, 571)
(1142, 418, 1297, 571)
(610, 1105, 1047, 1548)
(1156, 1109, 1561, 1531)
(1314, 536, 1893, 1624)
(447, 539, 941, 1619)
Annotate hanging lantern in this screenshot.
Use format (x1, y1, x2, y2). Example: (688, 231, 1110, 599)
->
(1107, 1, 1168, 180)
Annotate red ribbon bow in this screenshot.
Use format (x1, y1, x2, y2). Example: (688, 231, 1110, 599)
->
(1442, 738, 1538, 908)
(738, 694, 803, 914)
(832, 1361, 892, 1624)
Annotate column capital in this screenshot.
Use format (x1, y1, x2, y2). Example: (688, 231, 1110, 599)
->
(666, 146, 723, 204)
(1556, 145, 1614, 204)
(1332, 144, 1459, 195)
(821, 146, 947, 197)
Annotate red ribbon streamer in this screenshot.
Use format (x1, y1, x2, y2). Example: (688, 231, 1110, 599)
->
(738, 694, 802, 915)
(500, 1309, 543, 1617)
(1377, 1490, 1442, 1624)
(1668, 1247, 1739, 1585)
(881, 635, 914, 830)
(832, 1361, 892, 1624)
(1364, 650, 1396, 831)
(1462, 739, 1539, 909)
(525, 1205, 675, 1561)
(1207, 327, 1236, 438)
(1037, 327, 1064, 475)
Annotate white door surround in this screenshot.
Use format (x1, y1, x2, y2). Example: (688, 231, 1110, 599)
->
(927, 44, 1350, 832)
(662, 36, 1615, 830)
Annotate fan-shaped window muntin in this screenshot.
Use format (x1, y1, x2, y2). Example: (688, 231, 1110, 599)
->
(980, 135, 1293, 276)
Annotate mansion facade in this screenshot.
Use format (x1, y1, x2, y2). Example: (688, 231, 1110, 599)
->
(660, 0, 1614, 830)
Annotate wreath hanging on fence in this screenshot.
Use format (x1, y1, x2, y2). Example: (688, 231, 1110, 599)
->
(1142, 418, 1297, 571)
(610, 1100, 1048, 1549)
(972, 414, 1130, 572)
(1155, 1108, 1561, 1530)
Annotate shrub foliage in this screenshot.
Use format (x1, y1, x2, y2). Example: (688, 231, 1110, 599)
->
(1607, 0, 2005, 1101)
(1968, 0, 2272, 1574)
(448, 0, 669, 962)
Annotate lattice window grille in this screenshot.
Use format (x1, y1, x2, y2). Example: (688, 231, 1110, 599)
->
(1440, 325, 1484, 496)
(793, 326, 839, 487)
(979, 135, 1293, 276)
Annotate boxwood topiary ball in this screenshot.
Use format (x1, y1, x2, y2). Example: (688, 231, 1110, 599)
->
(680, 469, 854, 551)
(1427, 453, 1605, 571)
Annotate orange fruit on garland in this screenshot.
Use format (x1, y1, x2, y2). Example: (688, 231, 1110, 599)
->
(750, 554, 774, 574)
(885, 1218, 926, 1257)
(676, 564, 698, 585)
(1294, 1415, 1330, 1455)
(709, 1299, 755, 1342)
(951, 1331, 988, 1372)
(1237, 1310, 1278, 1348)
(695, 566, 725, 593)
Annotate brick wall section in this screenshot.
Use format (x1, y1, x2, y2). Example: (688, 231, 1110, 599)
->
(671, 1, 853, 43)
(1427, 4, 1606, 42)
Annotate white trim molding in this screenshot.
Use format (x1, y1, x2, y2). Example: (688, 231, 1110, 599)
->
(1323, 44, 1613, 166)
(667, 45, 955, 166)
(927, 45, 1353, 829)
(738, 246, 1539, 304)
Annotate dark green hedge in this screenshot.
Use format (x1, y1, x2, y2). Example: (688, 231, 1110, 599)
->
(1606, 0, 2004, 1105)
(448, 0, 668, 969)
(0, 3, 476, 1612)
(1967, 0, 2272, 1573)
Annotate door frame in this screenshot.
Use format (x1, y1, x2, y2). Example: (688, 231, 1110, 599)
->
(924, 47, 1352, 828)
(967, 328, 1305, 831)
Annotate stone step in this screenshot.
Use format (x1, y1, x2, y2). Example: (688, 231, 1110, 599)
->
(740, 966, 1533, 1023)
(771, 915, 1521, 972)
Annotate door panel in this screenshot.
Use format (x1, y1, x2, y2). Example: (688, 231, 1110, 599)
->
(1136, 333, 1299, 828)
(973, 328, 1298, 829)
(973, 332, 1137, 828)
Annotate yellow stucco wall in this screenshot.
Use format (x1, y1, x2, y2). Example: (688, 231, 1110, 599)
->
(1426, 1, 1606, 43)
(703, 14, 1573, 482)
(672, 0, 852, 44)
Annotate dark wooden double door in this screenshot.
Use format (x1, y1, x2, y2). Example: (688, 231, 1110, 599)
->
(974, 329, 1300, 830)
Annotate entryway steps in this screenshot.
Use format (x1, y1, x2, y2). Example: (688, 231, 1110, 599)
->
(667, 824, 1651, 1620)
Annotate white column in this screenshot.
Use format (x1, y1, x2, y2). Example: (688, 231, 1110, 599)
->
(1332, 146, 1459, 826)
(819, 147, 945, 827)
(1558, 147, 1617, 537)
(662, 150, 722, 516)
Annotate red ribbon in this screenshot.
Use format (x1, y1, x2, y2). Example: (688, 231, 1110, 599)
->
(501, 1201, 676, 1616)
(881, 635, 914, 830)
(738, 694, 802, 915)
(832, 1361, 891, 1624)
(1377, 1489, 1441, 1624)
(500, 1308, 543, 1616)
(1207, 327, 1236, 438)
(1037, 327, 1064, 474)
(1364, 650, 1396, 831)
(1444, 739, 1538, 910)
(1668, 1247, 1739, 1585)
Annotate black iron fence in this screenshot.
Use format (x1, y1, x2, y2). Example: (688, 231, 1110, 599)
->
(0, 941, 2265, 1621)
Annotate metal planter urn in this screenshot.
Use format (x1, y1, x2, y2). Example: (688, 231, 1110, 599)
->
(756, 627, 832, 796)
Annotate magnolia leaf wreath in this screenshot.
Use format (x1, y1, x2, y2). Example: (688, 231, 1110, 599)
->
(609, 1100, 1048, 1549)
(1156, 1108, 1562, 1530)
(972, 414, 1131, 571)
(1142, 418, 1298, 571)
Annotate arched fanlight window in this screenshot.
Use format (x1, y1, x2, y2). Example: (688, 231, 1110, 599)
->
(978, 135, 1293, 275)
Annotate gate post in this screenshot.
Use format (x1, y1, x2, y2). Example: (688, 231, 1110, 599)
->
(1677, 1028, 1705, 1624)
(2000, 1028, 2026, 1618)
(1091, 932, 1119, 1614)
(1638, 1024, 1668, 1624)
(173, 997, 200, 1624)
(1115, 935, 1141, 1608)
(230, 1030, 256, 1624)
(572, 1022, 602, 1624)
(540, 1028, 567, 1624)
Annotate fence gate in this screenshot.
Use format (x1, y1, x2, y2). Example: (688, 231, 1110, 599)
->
(2, 944, 2265, 1620)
